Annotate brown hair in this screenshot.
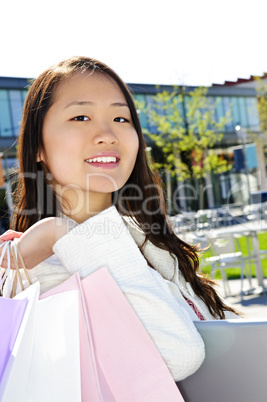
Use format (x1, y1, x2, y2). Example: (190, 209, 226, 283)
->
(11, 56, 238, 318)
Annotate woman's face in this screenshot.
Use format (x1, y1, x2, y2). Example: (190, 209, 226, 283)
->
(38, 72, 139, 215)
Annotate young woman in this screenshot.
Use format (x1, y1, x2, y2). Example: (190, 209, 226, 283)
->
(0, 56, 239, 381)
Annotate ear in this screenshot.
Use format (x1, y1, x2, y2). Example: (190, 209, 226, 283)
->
(37, 151, 44, 163)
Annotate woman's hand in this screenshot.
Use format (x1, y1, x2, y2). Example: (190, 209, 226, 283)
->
(0, 230, 23, 243)
(0, 218, 70, 270)
(0, 230, 23, 269)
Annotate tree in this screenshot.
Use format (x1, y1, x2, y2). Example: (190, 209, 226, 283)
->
(136, 86, 232, 211)
(252, 76, 267, 192)
(254, 76, 267, 134)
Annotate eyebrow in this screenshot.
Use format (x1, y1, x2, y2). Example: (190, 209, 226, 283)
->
(64, 101, 129, 109)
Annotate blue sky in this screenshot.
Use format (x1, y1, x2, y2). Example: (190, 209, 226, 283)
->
(1, 0, 267, 86)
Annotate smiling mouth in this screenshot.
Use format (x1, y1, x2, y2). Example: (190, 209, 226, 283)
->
(85, 156, 118, 163)
(85, 156, 120, 169)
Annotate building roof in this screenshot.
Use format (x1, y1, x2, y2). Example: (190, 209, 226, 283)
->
(212, 73, 267, 87)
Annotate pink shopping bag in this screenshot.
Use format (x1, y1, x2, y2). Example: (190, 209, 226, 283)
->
(82, 267, 184, 401)
(42, 268, 184, 401)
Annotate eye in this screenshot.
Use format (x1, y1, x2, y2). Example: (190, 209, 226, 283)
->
(114, 117, 129, 123)
(72, 115, 90, 121)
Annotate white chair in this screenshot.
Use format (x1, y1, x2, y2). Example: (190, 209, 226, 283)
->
(203, 233, 254, 297)
(243, 204, 263, 222)
(195, 209, 219, 232)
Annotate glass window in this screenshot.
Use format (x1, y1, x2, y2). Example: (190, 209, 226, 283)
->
(231, 97, 240, 127)
(9, 90, 24, 136)
(0, 90, 12, 137)
(205, 97, 216, 130)
(207, 96, 216, 114)
(22, 89, 28, 103)
(215, 97, 224, 124)
(237, 97, 248, 127)
(145, 95, 158, 133)
(223, 97, 234, 131)
(245, 97, 260, 131)
(133, 94, 148, 130)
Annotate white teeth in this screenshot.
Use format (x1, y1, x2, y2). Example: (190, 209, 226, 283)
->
(86, 156, 117, 163)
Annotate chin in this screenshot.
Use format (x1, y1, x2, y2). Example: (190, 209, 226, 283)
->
(86, 176, 128, 194)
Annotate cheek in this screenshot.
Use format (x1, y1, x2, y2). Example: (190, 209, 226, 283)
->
(38, 144, 77, 186)
(123, 135, 139, 183)
(129, 133, 139, 162)
(41, 128, 79, 167)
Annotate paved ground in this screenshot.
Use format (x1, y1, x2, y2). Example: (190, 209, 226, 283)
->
(215, 278, 267, 318)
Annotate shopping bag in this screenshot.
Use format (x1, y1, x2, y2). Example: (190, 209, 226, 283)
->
(0, 240, 37, 401)
(0, 297, 28, 381)
(0, 240, 81, 402)
(82, 267, 184, 401)
(26, 290, 81, 402)
(43, 268, 184, 401)
(41, 273, 111, 402)
(0, 282, 40, 402)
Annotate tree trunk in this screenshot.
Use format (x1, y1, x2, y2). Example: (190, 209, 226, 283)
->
(205, 173, 215, 209)
(165, 170, 172, 215)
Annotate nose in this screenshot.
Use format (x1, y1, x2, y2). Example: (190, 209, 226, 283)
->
(93, 122, 118, 145)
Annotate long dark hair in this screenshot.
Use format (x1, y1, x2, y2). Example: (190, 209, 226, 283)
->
(11, 56, 238, 318)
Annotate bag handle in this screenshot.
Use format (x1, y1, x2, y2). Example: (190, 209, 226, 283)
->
(0, 241, 11, 296)
(10, 239, 32, 298)
(0, 240, 32, 298)
(12, 239, 32, 286)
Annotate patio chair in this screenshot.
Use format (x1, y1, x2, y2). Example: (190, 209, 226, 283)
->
(195, 209, 219, 232)
(243, 203, 263, 222)
(203, 233, 254, 297)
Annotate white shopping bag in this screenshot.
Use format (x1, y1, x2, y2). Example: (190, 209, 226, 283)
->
(0, 282, 40, 402)
(0, 284, 81, 402)
(26, 290, 81, 402)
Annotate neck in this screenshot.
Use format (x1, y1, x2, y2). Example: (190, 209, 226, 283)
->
(59, 188, 113, 224)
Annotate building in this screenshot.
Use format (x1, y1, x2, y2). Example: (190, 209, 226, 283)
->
(130, 80, 267, 211)
(0, 75, 266, 213)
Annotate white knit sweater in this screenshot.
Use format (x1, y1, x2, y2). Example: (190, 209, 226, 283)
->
(7, 206, 237, 381)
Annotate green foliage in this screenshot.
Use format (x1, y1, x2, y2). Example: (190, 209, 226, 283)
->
(254, 76, 267, 133)
(135, 86, 232, 181)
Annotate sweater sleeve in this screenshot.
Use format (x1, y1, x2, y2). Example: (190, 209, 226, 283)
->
(53, 206, 205, 381)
